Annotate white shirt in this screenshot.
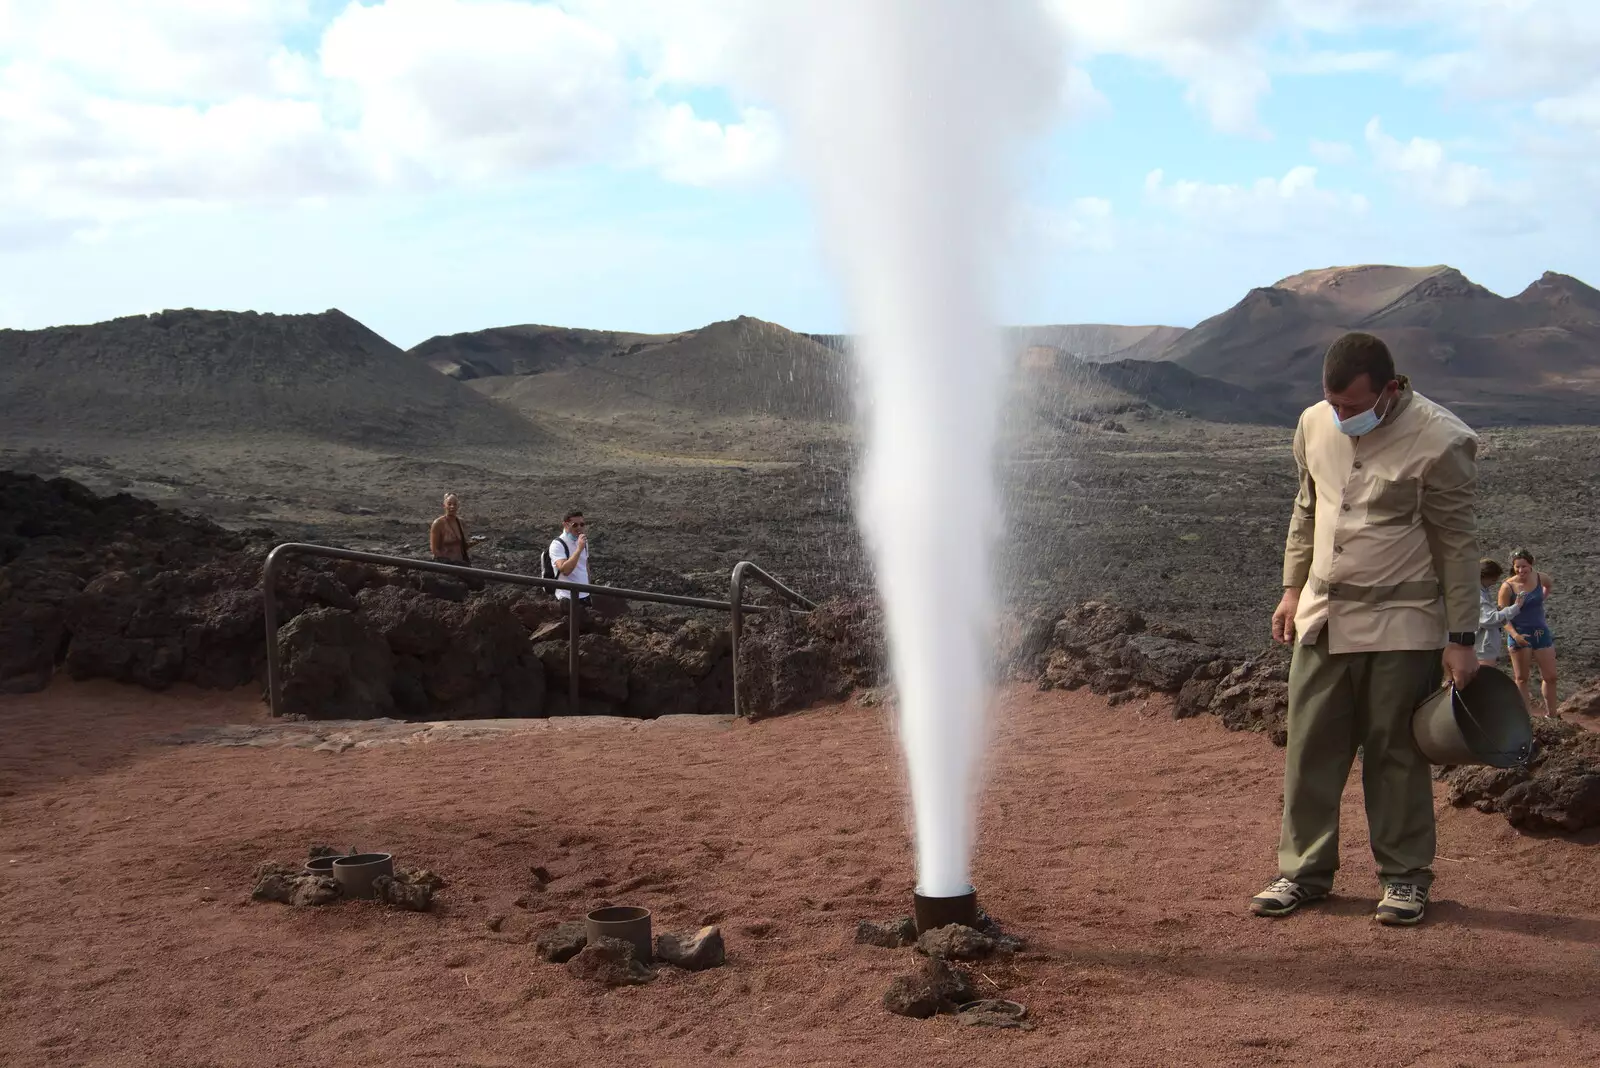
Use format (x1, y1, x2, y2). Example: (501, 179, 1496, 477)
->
(550, 532, 588, 600)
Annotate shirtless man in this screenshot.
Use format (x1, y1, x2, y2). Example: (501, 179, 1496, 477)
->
(429, 493, 470, 564)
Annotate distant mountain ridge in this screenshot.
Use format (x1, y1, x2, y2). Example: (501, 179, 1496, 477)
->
(5, 264, 1598, 449)
(0, 308, 542, 446)
(417, 315, 855, 423)
(1155, 265, 1600, 424)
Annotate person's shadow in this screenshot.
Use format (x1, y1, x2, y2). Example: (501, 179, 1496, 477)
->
(1316, 894, 1600, 944)
(1424, 900, 1600, 945)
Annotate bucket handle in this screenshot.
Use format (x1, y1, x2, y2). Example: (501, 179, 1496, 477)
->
(1432, 681, 1533, 768)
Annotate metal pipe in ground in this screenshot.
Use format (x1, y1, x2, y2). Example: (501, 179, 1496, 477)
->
(913, 886, 979, 934)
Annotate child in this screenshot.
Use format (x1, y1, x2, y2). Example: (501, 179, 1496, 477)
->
(1477, 558, 1523, 668)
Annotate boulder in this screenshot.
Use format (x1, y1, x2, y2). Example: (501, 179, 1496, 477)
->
(654, 925, 726, 971)
(372, 869, 444, 912)
(1118, 633, 1219, 691)
(1558, 682, 1600, 720)
(1443, 717, 1600, 832)
(535, 633, 631, 712)
(993, 606, 1060, 681)
(0, 596, 67, 694)
(1051, 601, 1144, 655)
(882, 958, 977, 1019)
(733, 598, 885, 719)
(275, 607, 396, 719)
(251, 862, 339, 907)
(535, 922, 589, 964)
(855, 917, 918, 949)
(915, 924, 994, 961)
(565, 935, 654, 987)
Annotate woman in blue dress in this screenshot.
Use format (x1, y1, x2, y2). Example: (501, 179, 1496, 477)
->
(1499, 548, 1558, 717)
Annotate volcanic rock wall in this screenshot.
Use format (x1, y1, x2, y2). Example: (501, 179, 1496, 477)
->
(3, 471, 1594, 835)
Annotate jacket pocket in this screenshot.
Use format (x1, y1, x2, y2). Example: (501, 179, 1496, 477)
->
(1365, 477, 1420, 526)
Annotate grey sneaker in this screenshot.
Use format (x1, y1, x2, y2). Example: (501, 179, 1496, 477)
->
(1375, 882, 1428, 926)
(1249, 877, 1328, 918)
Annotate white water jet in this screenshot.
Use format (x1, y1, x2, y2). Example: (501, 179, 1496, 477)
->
(760, 1, 1060, 896)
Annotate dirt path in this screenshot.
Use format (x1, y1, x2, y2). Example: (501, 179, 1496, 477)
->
(1, 681, 1596, 1067)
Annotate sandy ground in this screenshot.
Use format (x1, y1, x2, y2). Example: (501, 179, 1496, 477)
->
(2, 682, 1597, 1068)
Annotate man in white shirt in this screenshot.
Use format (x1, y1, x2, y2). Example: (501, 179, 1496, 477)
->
(548, 510, 622, 634)
(550, 510, 590, 599)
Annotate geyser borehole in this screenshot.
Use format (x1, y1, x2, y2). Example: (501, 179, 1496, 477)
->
(757, 0, 1061, 898)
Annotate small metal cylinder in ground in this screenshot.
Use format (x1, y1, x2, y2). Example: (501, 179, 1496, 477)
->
(585, 906, 653, 961)
(913, 886, 978, 934)
(332, 853, 394, 900)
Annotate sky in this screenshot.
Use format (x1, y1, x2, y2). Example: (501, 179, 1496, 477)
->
(2, 0, 1598, 348)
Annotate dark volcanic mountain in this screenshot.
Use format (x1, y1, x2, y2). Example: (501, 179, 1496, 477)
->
(413, 324, 686, 381)
(412, 316, 854, 422)
(0, 308, 541, 446)
(1010, 345, 1294, 427)
(1160, 265, 1600, 424)
(1012, 323, 1188, 363)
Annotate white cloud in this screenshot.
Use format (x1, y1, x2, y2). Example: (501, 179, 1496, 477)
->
(0, 0, 316, 100)
(1023, 197, 1115, 252)
(1363, 117, 1498, 209)
(319, 0, 633, 183)
(1062, 65, 1110, 119)
(1273, 49, 1396, 75)
(1309, 138, 1357, 164)
(1144, 164, 1368, 234)
(0, 0, 805, 241)
(1535, 81, 1600, 131)
(635, 102, 782, 186)
(1045, 0, 1278, 136)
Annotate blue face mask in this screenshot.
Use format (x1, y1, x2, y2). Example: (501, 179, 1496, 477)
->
(1332, 391, 1390, 436)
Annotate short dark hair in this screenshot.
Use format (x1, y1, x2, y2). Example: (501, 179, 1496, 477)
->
(1480, 558, 1504, 583)
(1323, 332, 1396, 393)
(564, 510, 584, 524)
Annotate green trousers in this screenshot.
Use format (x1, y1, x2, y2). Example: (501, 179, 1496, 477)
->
(1277, 629, 1441, 892)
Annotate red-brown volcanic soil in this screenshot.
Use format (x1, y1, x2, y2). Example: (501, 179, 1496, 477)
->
(2, 682, 1597, 1067)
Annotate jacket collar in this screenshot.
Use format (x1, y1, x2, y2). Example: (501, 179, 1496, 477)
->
(1376, 375, 1413, 429)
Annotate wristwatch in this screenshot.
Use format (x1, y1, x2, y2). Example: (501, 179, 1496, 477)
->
(1447, 632, 1475, 647)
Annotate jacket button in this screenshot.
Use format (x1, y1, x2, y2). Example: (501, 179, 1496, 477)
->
(1341, 503, 1351, 512)
(1353, 461, 1363, 470)
(1334, 545, 1343, 553)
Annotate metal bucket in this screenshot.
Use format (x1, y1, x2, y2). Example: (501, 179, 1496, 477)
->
(1412, 667, 1532, 768)
(913, 886, 979, 934)
(585, 906, 653, 962)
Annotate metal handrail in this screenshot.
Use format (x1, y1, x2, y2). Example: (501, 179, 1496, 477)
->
(262, 542, 812, 718)
(729, 560, 819, 719)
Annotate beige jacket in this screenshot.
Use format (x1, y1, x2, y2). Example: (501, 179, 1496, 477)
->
(1282, 379, 1479, 653)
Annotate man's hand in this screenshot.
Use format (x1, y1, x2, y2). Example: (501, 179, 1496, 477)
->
(1442, 643, 1479, 690)
(576, 533, 588, 553)
(1272, 588, 1301, 645)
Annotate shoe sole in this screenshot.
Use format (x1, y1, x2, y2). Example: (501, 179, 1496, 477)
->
(1250, 895, 1328, 918)
(1375, 910, 1424, 926)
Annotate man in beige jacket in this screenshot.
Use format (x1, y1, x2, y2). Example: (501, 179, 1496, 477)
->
(1251, 332, 1480, 927)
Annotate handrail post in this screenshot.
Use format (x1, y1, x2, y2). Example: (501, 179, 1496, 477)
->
(263, 545, 285, 717)
(567, 595, 580, 713)
(730, 563, 746, 719)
